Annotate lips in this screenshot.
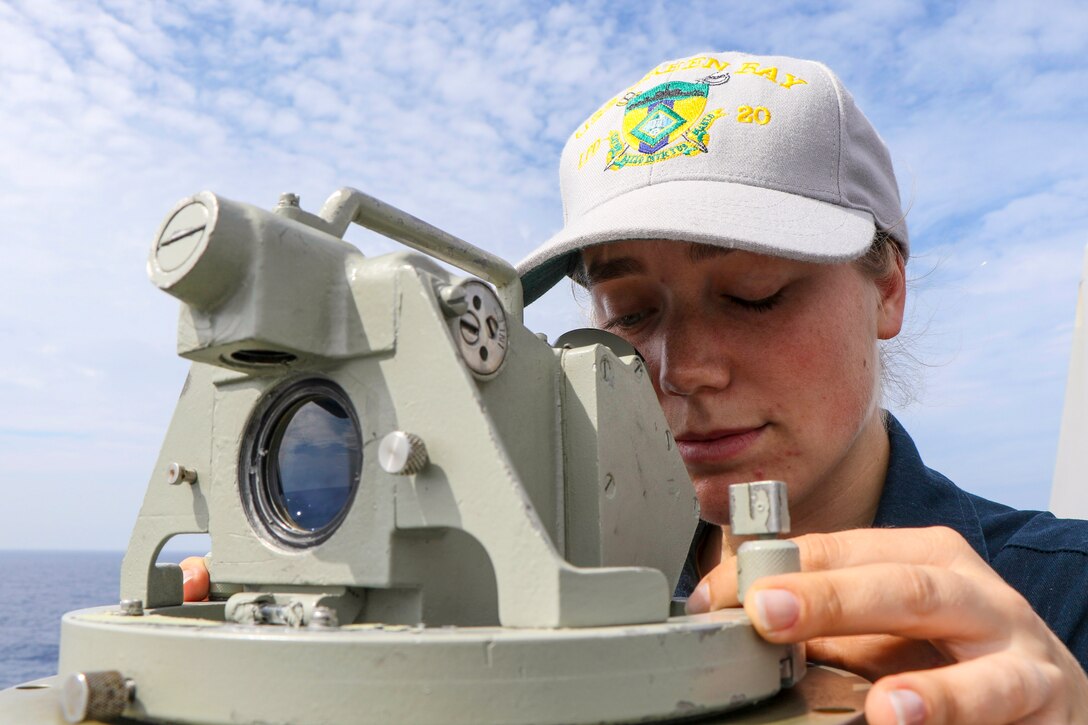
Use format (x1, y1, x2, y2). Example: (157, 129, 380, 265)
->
(673, 425, 766, 466)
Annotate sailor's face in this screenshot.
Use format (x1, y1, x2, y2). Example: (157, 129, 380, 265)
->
(584, 240, 900, 526)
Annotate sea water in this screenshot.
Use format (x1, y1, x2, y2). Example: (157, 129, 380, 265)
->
(0, 550, 196, 690)
(0, 551, 122, 689)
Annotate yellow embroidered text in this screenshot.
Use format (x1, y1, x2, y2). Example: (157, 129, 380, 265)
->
(736, 105, 772, 125)
(578, 138, 603, 169)
(734, 62, 808, 90)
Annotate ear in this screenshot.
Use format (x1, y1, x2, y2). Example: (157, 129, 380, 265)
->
(875, 253, 906, 340)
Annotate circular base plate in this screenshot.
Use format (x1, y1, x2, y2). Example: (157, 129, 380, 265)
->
(0, 667, 866, 725)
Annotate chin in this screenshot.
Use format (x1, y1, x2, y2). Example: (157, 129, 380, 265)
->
(692, 470, 805, 526)
(693, 481, 733, 525)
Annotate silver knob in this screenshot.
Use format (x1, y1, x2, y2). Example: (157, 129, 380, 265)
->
(379, 431, 429, 475)
(729, 481, 800, 603)
(62, 671, 135, 723)
(166, 462, 197, 486)
(729, 480, 790, 535)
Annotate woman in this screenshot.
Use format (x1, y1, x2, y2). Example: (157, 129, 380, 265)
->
(515, 51, 1088, 724)
(183, 51, 1088, 723)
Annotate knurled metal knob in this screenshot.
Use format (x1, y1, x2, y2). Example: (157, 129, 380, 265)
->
(736, 539, 802, 603)
(730, 481, 800, 603)
(379, 431, 429, 475)
(62, 671, 135, 723)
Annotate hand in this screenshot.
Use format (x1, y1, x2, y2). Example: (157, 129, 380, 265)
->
(180, 556, 210, 602)
(686, 526, 1088, 724)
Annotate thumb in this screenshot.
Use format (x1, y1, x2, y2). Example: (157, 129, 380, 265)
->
(180, 556, 210, 602)
(685, 554, 740, 614)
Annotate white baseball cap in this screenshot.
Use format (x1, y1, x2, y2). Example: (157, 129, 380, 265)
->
(518, 51, 907, 305)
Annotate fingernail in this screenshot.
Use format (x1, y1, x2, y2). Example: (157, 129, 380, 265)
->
(752, 589, 799, 632)
(685, 581, 710, 614)
(182, 569, 193, 584)
(888, 689, 925, 725)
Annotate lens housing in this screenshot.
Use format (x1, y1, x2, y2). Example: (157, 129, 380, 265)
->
(242, 378, 362, 548)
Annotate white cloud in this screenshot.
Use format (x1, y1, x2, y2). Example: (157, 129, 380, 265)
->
(1, 0, 1087, 548)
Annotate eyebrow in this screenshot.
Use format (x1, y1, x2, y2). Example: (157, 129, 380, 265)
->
(584, 257, 646, 286)
(583, 243, 734, 286)
(686, 244, 733, 263)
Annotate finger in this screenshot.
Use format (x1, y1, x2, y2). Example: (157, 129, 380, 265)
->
(685, 556, 739, 613)
(793, 527, 990, 576)
(686, 526, 990, 615)
(180, 556, 209, 602)
(865, 651, 1059, 725)
(742, 563, 1016, 646)
(807, 635, 950, 681)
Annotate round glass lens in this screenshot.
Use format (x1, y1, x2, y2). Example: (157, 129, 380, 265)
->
(273, 397, 361, 531)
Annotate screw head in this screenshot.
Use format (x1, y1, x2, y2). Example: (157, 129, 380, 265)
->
(310, 606, 339, 628)
(154, 202, 209, 274)
(118, 599, 143, 616)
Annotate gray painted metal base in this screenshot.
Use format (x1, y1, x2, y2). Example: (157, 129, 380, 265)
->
(0, 667, 867, 725)
(0, 605, 865, 724)
(57, 605, 781, 724)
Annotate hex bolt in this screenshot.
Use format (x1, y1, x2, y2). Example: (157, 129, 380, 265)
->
(277, 192, 300, 208)
(379, 431, 429, 475)
(166, 462, 197, 486)
(118, 599, 143, 616)
(62, 671, 135, 724)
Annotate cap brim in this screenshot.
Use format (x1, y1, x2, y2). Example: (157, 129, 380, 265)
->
(518, 179, 875, 306)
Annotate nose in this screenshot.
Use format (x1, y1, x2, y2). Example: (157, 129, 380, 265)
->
(654, 311, 733, 397)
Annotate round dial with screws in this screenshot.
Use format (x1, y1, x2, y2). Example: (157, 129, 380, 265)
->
(452, 280, 507, 378)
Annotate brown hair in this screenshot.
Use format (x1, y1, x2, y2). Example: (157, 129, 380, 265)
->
(854, 228, 905, 282)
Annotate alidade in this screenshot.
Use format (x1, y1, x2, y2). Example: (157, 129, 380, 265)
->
(0, 188, 866, 724)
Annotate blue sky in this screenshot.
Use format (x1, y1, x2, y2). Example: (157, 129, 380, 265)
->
(1, 0, 1086, 550)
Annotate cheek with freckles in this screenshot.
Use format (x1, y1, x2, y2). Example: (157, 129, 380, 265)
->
(689, 288, 880, 523)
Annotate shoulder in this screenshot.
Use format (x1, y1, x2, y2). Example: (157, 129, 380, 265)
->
(976, 501, 1088, 665)
(877, 411, 1088, 557)
(878, 413, 1088, 665)
(874, 414, 992, 555)
(965, 490, 1088, 556)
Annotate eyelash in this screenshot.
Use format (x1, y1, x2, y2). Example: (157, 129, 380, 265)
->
(728, 290, 783, 313)
(602, 291, 783, 331)
(602, 310, 653, 331)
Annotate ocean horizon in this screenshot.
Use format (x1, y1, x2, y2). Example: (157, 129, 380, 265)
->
(0, 549, 201, 690)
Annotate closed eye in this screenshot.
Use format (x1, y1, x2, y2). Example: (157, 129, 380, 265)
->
(727, 290, 783, 313)
(602, 309, 655, 331)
